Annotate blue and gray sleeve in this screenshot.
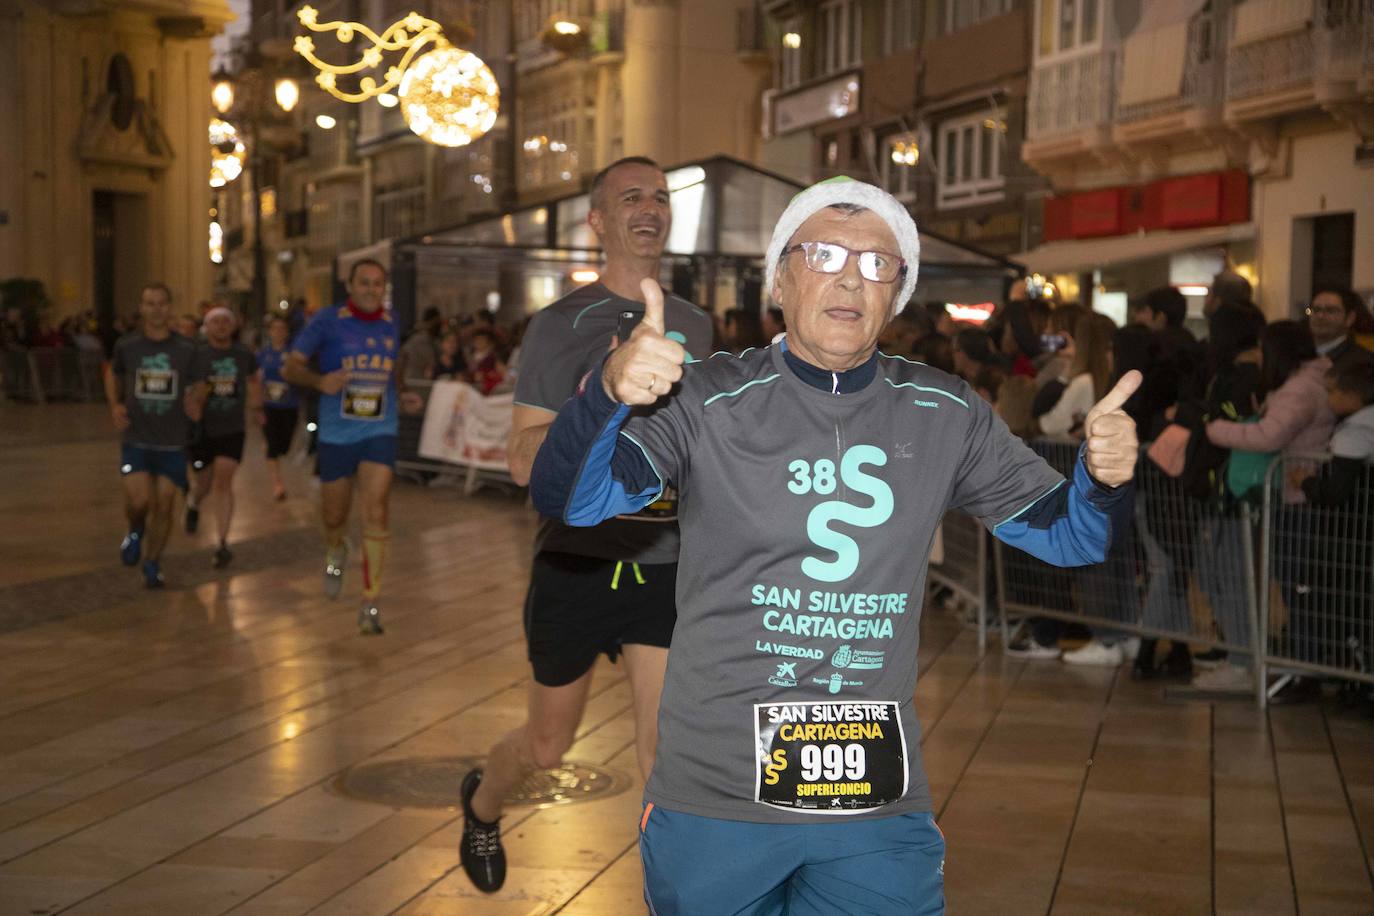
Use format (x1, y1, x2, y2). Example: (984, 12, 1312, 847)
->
(991, 445, 1134, 566)
(529, 361, 664, 526)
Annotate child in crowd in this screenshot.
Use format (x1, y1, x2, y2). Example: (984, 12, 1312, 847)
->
(1292, 362, 1374, 504)
(1272, 362, 1374, 704)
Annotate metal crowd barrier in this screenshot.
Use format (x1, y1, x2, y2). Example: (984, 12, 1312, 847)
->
(966, 437, 1373, 706)
(1259, 453, 1374, 699)
(394, 378, 519, 497)
(993, 438, 1263, 698)
(1, 348, 104, 403)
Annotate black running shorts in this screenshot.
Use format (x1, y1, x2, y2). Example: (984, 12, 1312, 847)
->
(189, 431, 246, 469)
(263, 406, 298, 459)
(523, 551, 678, 687)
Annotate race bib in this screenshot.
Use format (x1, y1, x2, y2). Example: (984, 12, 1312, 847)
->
(265, 381, 289, 403)
(134, 368, 176, 400)
(209, 375, 238, 399)
(342, 384, 385, 420)
(755, 701, 907, 814)
(618, 484, 678, 522)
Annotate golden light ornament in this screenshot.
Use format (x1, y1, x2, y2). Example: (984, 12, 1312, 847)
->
(274, 78, 300, 112)
(209, 220, 224, 264)
(315, 113, 337, 129)
(293, 5, 444, 103)
(208, 118, 246, 188)
(293, 6, 500, 147)
(782, 32, 802, 49)
(377, 92, 399, 108)
(397, 42, 499, 148)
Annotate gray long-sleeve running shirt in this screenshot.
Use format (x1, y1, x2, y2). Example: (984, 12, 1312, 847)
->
(531, 341, 1132, 823)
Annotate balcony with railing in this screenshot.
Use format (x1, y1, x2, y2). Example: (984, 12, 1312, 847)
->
(1114, 12, 1223, 139)
(372, 180, 428, 243)
(590, 10, 625, 58)
(736, 5, 767, 58)
(307, 119, 362, 181)
(1225, 0, 1366, 121)
(307, 197, 364, 256)
(284, 208, 308, 239)
(1023, 50, 1114, 166)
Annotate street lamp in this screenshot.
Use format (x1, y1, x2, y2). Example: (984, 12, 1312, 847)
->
(208, 62, 303, 326)
(274, 78, 300, 112)
(543, 18, 586, 53)
(211, 68, 235, 113)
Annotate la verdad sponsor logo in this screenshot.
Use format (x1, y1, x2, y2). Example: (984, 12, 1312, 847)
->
(756, 640, 824, 660)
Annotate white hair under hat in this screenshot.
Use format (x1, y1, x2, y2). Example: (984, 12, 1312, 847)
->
(765, 176, 920, 315)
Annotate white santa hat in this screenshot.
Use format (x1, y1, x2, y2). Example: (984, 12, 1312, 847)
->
(764, 176, 921, 315)
(202, 306, 237, 328)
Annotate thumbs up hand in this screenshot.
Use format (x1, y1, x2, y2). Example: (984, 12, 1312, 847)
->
(1082, 370, 1142, 488)
(601, 278, 687, 405)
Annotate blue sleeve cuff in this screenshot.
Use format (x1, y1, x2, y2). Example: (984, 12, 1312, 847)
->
(993, 444, 1134, 567)
(529, 361, 663, 525)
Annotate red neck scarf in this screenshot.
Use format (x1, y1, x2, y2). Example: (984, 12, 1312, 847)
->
(346, 299, 385, 322)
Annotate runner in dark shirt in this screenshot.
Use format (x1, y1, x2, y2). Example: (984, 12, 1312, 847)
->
(257, 315, 299, 500)
(184, 307, 262, 568)
(104, 282, 200, 588)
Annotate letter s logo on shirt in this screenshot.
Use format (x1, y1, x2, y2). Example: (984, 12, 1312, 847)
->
(802, 445, 894, 582)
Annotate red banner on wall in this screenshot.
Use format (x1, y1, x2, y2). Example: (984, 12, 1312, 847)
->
(1043, 170, 1249, 242)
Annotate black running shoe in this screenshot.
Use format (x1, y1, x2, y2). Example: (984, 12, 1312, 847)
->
(120, 530, 143, 567)
(213, 545, 233, 569)
(142, 560, 165, 589)
(460, 769, 505, 893)
(185, 504, 199, 534)
(357, 602, 384, 636)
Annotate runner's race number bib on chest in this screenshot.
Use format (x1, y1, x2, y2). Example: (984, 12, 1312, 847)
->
(210, 375, 238, 399)
(135, 368, 176, 400)
(342, 384, 385, 420)
(755, 701, 907, 813)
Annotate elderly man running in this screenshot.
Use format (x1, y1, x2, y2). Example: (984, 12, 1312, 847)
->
(528, 178, 1141, 914)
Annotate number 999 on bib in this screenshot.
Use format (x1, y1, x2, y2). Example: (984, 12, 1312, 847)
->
(754, 701, 908, 813)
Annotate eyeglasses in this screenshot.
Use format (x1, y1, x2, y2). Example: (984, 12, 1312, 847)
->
(1305, 304, 1345, 318)
(781, 242, 905, 284)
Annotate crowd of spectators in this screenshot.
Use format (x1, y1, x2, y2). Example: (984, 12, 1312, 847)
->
(2, 307, 111, 354)
(396, 306, 526, 396)
(877, 272, 1374, 701)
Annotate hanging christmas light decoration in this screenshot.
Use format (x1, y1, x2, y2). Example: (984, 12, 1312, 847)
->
(209, 118, 246, 188)
(293, 5, 499, 147)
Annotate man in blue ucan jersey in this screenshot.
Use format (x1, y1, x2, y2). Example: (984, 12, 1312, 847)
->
(284, 259, 421, 635)
(528, 177, 1141, 914)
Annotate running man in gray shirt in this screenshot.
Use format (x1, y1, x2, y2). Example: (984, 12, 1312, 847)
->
(105, 282, 201, 589)
(459, 157, 713, 895)
(530, 178, 1142, 914)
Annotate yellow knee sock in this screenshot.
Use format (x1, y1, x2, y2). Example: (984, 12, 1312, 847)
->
(361, 527, 389, 600)
(322, 522, 347, 553)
